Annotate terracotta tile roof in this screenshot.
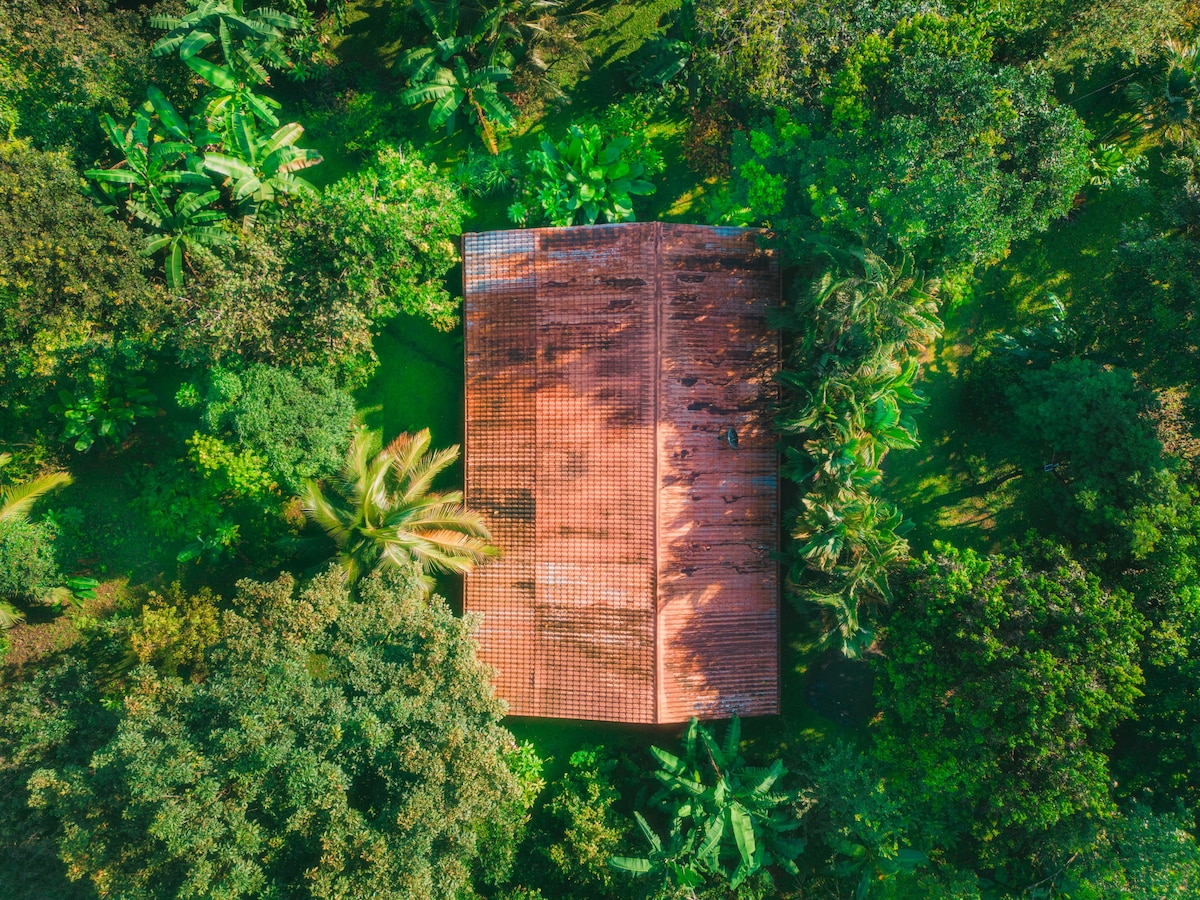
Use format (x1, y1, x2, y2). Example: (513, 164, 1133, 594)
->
(463, 223, 780, 723)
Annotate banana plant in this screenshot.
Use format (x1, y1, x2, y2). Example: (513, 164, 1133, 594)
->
(86, 88, 212, 213)
(135, 189, 232, 289)
(515, 123, 656, 226)
(397, 0, 517, 153)
(202, 113, 321, 225)
(400, 55, 515, 154)
(150, 0, 299, 87)
(612, 717, 805, 891)
(50, 378, 158, 453)
(610, 811, 705, 892)
(199, 78, 283, 142)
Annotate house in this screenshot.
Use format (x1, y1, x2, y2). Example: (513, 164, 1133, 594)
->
(463, 222, 780, 723)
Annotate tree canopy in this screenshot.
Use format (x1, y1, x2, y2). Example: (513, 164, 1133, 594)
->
(874, 541, 1145, 873)
(29, 566, 525, 899)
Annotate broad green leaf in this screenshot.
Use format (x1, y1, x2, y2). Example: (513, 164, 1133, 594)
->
(187, 56, 238, 90)
(730, 803, 756, 866)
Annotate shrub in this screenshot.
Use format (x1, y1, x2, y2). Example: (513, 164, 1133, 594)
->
(0, 517, 61, 604)
(200, 365, 355, 495)
(538, 747, 633, 897)
(130, 583, 221, 680)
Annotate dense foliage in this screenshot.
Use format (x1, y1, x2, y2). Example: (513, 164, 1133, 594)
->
(0, 141, 165, 410)
(28, 566, 524, 899)
(779, 246, 941, 654)
(875, 542, 1145, 874)
(2, 0, 1200, 895)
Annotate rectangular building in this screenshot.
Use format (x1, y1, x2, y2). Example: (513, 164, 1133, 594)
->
(463, 223, 780, 723)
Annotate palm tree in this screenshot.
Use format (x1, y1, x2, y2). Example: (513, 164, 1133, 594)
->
(1128, 38, 1200, 148)
(301, 429, 498, 587)
(796, 246, 941, 375)
(0, 453, 73, 630)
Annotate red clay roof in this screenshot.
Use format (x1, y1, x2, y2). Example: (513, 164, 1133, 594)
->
(463, 223, 780, 723)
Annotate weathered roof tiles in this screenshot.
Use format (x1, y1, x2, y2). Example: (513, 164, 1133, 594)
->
(464, 222, 780, 723)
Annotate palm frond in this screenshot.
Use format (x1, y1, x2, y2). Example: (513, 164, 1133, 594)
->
(0, 471, 73, 522)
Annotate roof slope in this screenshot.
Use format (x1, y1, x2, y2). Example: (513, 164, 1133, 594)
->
(464, 223, 779, 723)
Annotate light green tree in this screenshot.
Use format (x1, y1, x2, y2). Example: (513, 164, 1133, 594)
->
(301, 428, 497, 586)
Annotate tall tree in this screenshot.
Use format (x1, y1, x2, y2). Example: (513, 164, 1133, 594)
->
(873, 541, 1145, 878)
(29, 567, 525, 900)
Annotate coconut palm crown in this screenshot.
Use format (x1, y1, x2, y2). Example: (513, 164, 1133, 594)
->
(301, 428, 498, 587)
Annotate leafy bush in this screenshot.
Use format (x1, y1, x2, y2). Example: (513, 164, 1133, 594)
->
(175, 145, 465, 383)
(0, 517, 61, 606)
(137, 433, 284, 567)
(29, 566, 526, 899)
(0, 141, 164, 410)
(531, 746, 634, 898)
(200, 365, 354, 495)
(509, 123, 657, 227)
(130, 583, 222, 680)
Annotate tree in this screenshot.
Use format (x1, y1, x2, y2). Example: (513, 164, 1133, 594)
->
(0, 0, 161, 161)
(728, 14, 1091, 272)
(873, 541, 1145, 876)
(28, 566, 525, 899)
(611, 717, 806, 893)
(150, 0, 299, 88)
(201, 118, 322, 226)
(1006, 358, 1169, 554)
(0, 141, 165, 409)
(397, 0, 518, 153)
(1129, 39, 1200, 148)
(301, 429, 497, 587)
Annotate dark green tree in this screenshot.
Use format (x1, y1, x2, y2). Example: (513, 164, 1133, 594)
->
(29, 566, 525, 899)
(874, 541, 1145, 875)
(728, 13, 1090, 272)
(1006, 357, 1169, 554)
